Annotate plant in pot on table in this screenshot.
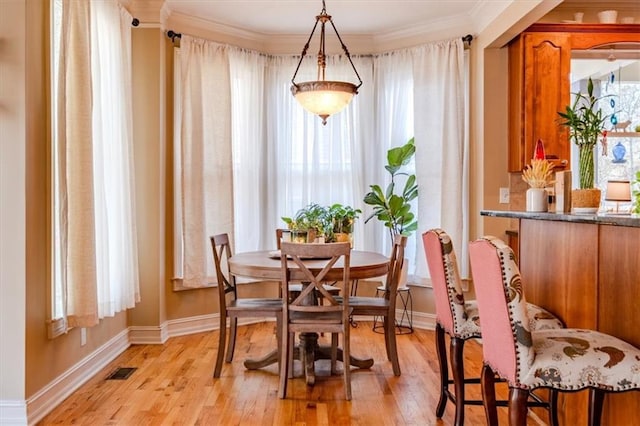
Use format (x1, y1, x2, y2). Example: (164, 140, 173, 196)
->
(557, 77, 614, 212)
(327, 203, 361, 246)
(281, 203, 330, 243)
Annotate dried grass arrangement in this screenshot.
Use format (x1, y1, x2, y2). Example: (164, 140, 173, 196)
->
(522, 159, 554, 188)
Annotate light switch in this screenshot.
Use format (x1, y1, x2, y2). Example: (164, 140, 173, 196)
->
(499, 187, 510, 204)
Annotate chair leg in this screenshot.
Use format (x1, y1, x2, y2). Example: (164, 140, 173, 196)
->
(386, 315, 401, 376)
(481, 364, 498, 426)
(435, 324, 448, 418)
(278, 325, 290, 398)
(288, 332, 295, 379)
(343, 328, 352, 401)
(214, 314, 226, 378)
(509, 387, 530, 426)
(548, 389, 559, 426)
(588, 388, 605, 426)
(226, 317, 238, 363)
(331, 333, 338, 374)
(450, 337, 466, 426)
(275, 314, 282, 374)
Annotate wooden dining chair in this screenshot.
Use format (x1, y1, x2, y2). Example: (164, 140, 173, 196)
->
(210, 233, 283, 378)
(278, 242, 353, 400)
(469, 235, 640, 426)
(422, 228, 565, 426)
(337, 234, 407, 376)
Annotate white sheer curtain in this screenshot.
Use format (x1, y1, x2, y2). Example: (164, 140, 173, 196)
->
(367, 50, 415, 260)
(412, 39, 469, 279)
(179, 36, 232, 288)
(228, 49, 269, 251)
(258, 56, 373, 248)
(52, 0, 139, 329)
(90, 1, 140, 316)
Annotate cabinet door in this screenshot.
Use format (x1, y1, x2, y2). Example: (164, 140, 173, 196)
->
(508, 33, 571, 172)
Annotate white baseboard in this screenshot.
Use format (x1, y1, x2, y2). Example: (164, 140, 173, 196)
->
(129, 314, 273, 344)
(25, 328, 130, 426)
(404, 310, 436, 330)
(128, 323, 169, 345)
(352, 310, 436, 331)
(0, 399, 28, 425)
(165, 313, 270, 338)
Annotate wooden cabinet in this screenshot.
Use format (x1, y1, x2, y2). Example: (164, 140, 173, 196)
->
(508, 32, 571, 172)
(507, 24, 640, 173)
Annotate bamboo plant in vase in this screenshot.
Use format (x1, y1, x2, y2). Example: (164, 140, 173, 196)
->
(522, 159, 554, 212)
(557, 77, 612, 212)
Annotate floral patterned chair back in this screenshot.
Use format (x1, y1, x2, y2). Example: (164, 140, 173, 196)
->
(423, 228, 479, 339)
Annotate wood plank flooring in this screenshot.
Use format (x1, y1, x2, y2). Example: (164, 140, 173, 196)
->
(38, 322, 548, 425)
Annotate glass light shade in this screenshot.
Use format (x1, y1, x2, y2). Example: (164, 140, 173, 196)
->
(291, 81, 357, 124)
(605, 180, 631, 201)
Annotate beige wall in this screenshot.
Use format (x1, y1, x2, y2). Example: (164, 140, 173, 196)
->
(129, 28, 167, 328)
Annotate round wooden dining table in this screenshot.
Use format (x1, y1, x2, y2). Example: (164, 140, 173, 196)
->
(228, 249, 390, 385)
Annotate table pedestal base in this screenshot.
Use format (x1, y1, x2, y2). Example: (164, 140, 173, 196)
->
(244, 332, 373, 386)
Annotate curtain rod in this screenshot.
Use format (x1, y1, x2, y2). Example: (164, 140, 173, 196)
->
(166, 30, 472, 47)
(167, 30, 182, 42)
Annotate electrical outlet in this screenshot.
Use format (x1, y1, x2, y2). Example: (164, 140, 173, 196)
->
(80, 327, 87, 346)
(499, 187, 510, 204)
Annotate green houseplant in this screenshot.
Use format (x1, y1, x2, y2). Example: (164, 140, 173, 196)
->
(327, 203, 361, 244)
(632, 170, 640, 216)
(282, 203, 362, 243)
(281, 203, 330, 243)
(557, 77, 612, 209)
(363, 137, 418, 239)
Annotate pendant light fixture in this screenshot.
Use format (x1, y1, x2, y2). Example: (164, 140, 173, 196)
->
(291, 0, 362, 125)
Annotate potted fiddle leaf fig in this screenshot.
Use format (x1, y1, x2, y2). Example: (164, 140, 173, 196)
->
(363, 137, 418, 239)
(557, 77, 613, 211)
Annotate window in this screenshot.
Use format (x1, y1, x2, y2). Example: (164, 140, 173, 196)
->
(173, 37, 469, 289)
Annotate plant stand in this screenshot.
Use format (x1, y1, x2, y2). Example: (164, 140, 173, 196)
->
(372, 285, 413, 335)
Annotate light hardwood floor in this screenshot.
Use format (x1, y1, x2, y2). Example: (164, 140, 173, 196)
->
(38, 322, 548, 425)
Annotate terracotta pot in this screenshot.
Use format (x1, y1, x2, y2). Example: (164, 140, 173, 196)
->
(571, 188, 601, 209)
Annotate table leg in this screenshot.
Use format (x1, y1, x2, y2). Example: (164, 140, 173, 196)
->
(299, 333, 317, 385)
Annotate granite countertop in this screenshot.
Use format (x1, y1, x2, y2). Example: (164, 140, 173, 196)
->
(481, 209, 640, 228)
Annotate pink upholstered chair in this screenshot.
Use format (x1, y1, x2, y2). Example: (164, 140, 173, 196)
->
(423, 229, 564, 426)
(469, 235, 640, 426)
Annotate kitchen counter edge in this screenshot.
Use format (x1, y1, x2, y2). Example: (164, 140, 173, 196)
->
(480, 210, 640, 228)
